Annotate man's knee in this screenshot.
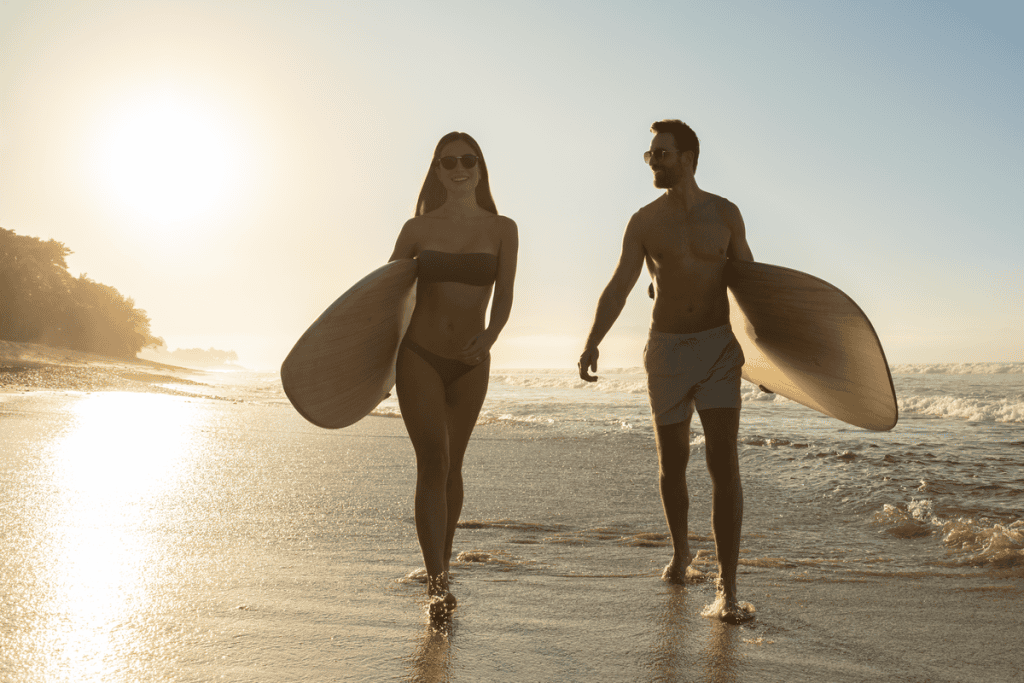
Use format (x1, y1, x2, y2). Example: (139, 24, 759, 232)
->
(656, 421, 691, 476)
(705, 448, 739, 483)
(698, 408, 740, 477)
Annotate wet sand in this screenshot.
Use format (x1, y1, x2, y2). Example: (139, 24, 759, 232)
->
(1, 343, 1022, 681)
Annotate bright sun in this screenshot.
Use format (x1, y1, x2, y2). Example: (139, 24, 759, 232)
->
(95, 90, 242, 223)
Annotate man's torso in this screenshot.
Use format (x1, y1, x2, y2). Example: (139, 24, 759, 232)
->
(637, 192, 735, 334)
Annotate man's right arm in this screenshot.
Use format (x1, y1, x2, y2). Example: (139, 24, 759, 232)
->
(579, 215, 646, 381)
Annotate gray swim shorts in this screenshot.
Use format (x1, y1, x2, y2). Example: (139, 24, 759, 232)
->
(643, 324, 745, 426)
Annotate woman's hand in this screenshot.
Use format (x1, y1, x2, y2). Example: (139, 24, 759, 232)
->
(459, 330, 496, 365)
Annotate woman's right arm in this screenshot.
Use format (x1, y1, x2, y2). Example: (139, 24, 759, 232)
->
(389, 218, 419, 261)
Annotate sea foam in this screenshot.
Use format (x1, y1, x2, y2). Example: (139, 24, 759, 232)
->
(892, 362, 1024, 375)
(874, 502, 1024, 570)
(898, 394, 1024, 423)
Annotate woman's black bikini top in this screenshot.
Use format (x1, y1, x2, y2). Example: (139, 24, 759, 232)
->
(417, 250, 498, 287)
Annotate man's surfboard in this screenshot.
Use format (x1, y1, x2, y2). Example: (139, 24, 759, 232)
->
(726, 260, 897, 431)
(281, 259, 417, 429)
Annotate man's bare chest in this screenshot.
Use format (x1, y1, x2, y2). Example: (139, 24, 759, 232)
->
(645, 212, 731, 264)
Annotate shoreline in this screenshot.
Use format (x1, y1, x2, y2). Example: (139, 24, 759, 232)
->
(0, 339, 207, 394)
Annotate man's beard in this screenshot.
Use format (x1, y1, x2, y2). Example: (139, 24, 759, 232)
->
(652, 166, 682, 189)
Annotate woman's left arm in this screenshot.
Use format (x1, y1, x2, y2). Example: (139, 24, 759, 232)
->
(486, 216, 518, 337)
(460, 216, 518, 362)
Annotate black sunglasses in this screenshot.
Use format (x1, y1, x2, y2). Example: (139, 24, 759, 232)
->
(643, 149, 673, 164)
(437, 154, 480, 170)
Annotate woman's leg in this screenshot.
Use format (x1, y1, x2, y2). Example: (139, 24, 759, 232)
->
(440, 355, 491, 574)
(395, 345, 452, 598)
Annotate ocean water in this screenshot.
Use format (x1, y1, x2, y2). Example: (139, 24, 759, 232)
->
(381, 362, 1024, 575)
(1, 363, 1022, 681)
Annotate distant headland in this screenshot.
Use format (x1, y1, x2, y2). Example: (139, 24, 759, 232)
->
(139, 345, 243, 370)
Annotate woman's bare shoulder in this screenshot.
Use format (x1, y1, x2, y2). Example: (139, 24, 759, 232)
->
(398, 215, 434, 239)
(495, 214, 518, 243)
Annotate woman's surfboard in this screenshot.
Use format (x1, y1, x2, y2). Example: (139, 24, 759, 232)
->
(726, 260, 898, 431)
(281, 259, 417, 429)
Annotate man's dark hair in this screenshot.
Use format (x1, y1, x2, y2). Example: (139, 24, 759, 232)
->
(651, 120, 700, 172)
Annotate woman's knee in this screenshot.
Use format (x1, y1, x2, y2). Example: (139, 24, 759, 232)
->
(417, 456, 450, 490)
(446, 470, 464, 497)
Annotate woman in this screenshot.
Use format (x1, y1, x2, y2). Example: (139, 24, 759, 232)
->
(389, 132, 518, 619)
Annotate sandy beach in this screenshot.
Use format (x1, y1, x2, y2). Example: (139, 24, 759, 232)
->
(0, 340, 212, 395)
(1, 343, 1022, 682)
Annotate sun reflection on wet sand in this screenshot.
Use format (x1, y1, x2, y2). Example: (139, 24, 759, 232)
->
(18, 393, 210, 681)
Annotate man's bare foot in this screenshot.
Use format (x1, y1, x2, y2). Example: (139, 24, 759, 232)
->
(661, 553, 701, 584)
(701, 582, 755, 623)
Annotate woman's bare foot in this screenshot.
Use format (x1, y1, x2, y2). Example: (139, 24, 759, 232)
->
(428, 592, 457, 622)
(426, 571, 456, 622)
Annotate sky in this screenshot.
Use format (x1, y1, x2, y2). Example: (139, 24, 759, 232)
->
(2, 0, 1021, 370)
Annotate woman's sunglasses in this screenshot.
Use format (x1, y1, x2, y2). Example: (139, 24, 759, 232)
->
(437, 154, 480, 170)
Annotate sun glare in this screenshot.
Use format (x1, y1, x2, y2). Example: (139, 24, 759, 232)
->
(94, 90, 242, 223)
(32, 393, 210, 679)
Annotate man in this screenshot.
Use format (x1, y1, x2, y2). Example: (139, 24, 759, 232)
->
(578, 120, 754, 623)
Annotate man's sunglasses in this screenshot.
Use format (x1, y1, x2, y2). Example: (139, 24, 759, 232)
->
(643, 149, 672, 165)
(437, 154, 480, 170)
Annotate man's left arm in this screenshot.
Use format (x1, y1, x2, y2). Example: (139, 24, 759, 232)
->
(725, 201, 754, 262)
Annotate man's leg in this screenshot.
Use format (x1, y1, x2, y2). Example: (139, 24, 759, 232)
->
(655, 417, 694, 583)
(697, 407, 750, 622)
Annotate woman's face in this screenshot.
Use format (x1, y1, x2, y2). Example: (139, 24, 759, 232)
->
(434, 139, 481, 197)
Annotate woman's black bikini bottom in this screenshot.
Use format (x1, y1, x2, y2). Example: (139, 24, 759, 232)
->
(400, 339, 488, 388)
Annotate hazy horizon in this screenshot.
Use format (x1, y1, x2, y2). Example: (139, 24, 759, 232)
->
(3, 1, 1021, 372)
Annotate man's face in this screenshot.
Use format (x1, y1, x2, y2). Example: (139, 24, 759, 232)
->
(647, 132, 686, 189)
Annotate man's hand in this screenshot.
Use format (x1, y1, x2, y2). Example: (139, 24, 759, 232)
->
(578, 346, 600, 382)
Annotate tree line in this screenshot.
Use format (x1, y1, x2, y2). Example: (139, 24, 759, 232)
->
(0, 227, 163, 358)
